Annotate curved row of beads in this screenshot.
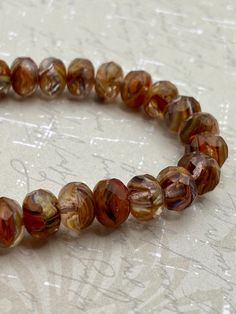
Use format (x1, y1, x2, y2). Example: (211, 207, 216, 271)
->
(0, 170, 200, 248)
(0, 58, 228, 248)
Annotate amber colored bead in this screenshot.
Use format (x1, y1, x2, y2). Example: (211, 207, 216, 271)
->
(178, 152, 221, 195)
(58, 182, 95, 231)
(164, 96, 201, 133)
(23, 189, 61, 239)
(11, 57, 38, 97)
(93, 178, 130, 227)
(185, 133, 228, 167)
(67, 58, 95, 98)
(0, 197, 24, 248)
(179, 112, 219, 144)
(95, 62, 123, 102)
(144, 81, 179, 119)
(157, 166, 197, 211)
(39, 57, 66, 98)
(0, 60, 11, 98)
(127, 174, 164, 221)
(121, 70, 152, 108)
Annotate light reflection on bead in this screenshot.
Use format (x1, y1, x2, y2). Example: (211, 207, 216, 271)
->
(128, 174, 164, 221)
(58, 182, 95, 232)
(11, 57, 38, 97)
(179, 112, 219, 144)
(178, 152, 221, 195)
(95, 62, 123, 102)
(23, 189, 61, 239)
(185, 133, 228, 167)
(39, 57, 66, 98)
(0, 197, 24, 248)
(93, 178, 130, 227)
(67, 58, 95, 98)
(121, 70, 152, 108)
(164, 96, 201, 133)
(157, 166, 197, 211)
(144, 81, 179, 119)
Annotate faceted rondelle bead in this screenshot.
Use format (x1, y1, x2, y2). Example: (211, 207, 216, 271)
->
(95, 62, 124, 102)
(0, 197, 24, 248)
(93, 178, 130, 227)
(127, 174, 164, 221)
(179, 112, 219, 144)
(58, 182, 95, 232)
(67, 58, 95, 98)
(23, 189, 61, 239)
(178, 152, 221, 195)
(185, 133, 228, 167)
(144, 81, 179, 119)
(157, 166, 197, 211)
(164, 96, 201, 133)
(11, 57, 38, 97)
(121, 70, 152, 108)
(0, 60, 11, 98)
(39, 57, 66, 98)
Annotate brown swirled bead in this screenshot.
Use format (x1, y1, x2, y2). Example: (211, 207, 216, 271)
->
(39, 57, 66, 98)
(0, 197, 24, 248)
(58, 182, 95, 232)
(0, 60, 11, 98)
(164, 96, 201, 133)
(178, 152, 221, 195)
(67, 58, 95, 98)
(179, 112, 219, 144)
(157, 166, 197, 211)
(93, 178, 130, 227)
(23, 189, 61, 239)
(127, 174, 164, 221)
(11, 57, 38, 97)
(185, 134, 228, 167)
(95, 62, 123, 102)
(144, 81, 179, 119)
(121, 70, 152, 108)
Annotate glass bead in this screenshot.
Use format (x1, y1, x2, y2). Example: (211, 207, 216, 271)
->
(93, 178, 130, 227)
(0, 60, 11, 98)
(58, 182, 95, 232)
(95, 62, 123, 102)
(179, 112, 219, 144)
(67, 58, 95, 98)
(11, 57, 38, 97)
(0, 197, 24, 248)
(178, 152, 221, 195)
(144, 81, 179, 119)
(39, 57, 66, 98)
(164, 96, 201, 133)
(185, 133, 228, 167)
(157, 166, 197, 211)
(23, 189, 61, 239)
(127, 174, 164, 221)
(121, 70, 152, 108)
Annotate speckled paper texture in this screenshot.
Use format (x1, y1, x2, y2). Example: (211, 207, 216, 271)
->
(0, 1, 235, 313)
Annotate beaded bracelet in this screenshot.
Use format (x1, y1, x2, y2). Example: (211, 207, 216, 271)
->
(0, 57, 228, 248)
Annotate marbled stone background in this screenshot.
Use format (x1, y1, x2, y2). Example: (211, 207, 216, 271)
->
(0, 0, 235, 313)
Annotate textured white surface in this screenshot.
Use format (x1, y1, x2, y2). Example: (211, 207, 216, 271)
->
(0, 0, 236, 313)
